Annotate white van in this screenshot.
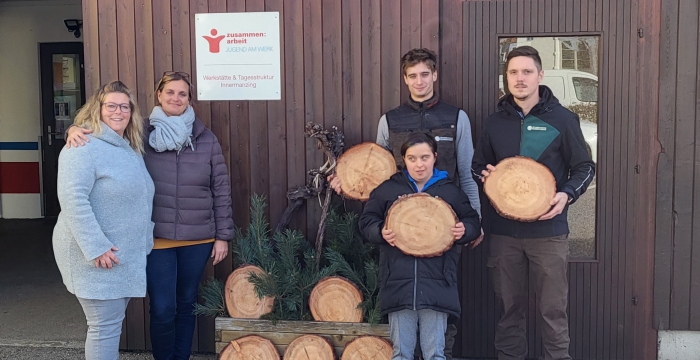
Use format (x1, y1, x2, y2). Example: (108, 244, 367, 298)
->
(498, 69, 598, 162)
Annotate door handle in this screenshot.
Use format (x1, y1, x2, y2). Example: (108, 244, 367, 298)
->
(47, 125, 63, 146)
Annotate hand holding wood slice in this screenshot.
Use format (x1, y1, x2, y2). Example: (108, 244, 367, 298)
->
(219, 335, 279, 360)
(335, 142, 397, 201)
(283, 334, 335, 360)
(225, 264, 274, 319)
(483, 156, 557, 222)
(309, 277, 363, 323)
(385, 193, 458, 257)
(341, 336, 392, 360)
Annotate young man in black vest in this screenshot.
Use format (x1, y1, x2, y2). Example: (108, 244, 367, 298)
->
(472, 46, 595, 360)
(330, 48, 482, 360)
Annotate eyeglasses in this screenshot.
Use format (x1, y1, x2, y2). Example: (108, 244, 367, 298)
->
(103, 102, 131, 113)
(162, 71, 190, 79)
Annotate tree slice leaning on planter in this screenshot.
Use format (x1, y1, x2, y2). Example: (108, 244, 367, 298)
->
(483, 156, 557, 222)
(335, 142, 397, 201)
(385, 193, 458, 257)
(341, 335, 392, 360)
(309, 276, 363, 323)
(219, 335, 279, 360)
(225, 264, 274, 319)
(283, 334, 335, 360)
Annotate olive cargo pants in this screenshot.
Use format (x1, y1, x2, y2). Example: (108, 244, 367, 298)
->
(488, 234, 572, 360)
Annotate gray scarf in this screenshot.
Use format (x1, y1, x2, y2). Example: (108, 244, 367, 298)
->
(148, 105, 195, 153)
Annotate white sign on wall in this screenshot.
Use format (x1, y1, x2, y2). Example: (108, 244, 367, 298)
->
(195, 12, 281, 101)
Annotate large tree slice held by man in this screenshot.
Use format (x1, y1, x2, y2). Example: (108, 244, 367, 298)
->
(483, 156, 556, 222)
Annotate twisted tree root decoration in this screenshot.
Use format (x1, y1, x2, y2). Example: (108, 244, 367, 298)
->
(275, 122, 344, 271)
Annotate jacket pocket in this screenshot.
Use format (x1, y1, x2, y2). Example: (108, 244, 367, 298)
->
(381, 262, 391, 288)
(443, 256, 457, 285)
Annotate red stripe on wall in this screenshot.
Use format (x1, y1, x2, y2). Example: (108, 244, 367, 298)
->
(0, 162, 40, 193)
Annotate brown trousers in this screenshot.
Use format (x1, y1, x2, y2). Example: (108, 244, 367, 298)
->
(488, 234, 572, 360)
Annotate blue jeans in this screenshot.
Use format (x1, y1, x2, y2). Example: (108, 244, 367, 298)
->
(146, 242, 213, 360)
(389, 309, 448, 360)
(77, 297, 130, 360)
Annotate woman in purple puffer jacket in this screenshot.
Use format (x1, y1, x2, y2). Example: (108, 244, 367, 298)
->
(67, 72, 234, 360)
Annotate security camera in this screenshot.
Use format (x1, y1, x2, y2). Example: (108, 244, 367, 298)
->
(64, 19, 83, 38)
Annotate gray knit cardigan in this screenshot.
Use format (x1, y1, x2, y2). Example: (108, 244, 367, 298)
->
(53, 124, 155, 300)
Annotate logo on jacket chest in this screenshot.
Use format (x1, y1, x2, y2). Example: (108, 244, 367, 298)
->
(526, 125, 547, 131)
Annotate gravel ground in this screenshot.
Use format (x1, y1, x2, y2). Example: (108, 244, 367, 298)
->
(0, 346, 479, 360)
(0, 346, 216, 360)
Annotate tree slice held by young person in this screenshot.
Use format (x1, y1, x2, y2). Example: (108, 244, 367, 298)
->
(385, 193, 458, 257)
(336, 142, 397, 201)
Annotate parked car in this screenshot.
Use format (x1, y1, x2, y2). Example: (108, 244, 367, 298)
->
(579, 119, 597, 163)
(499, 69, 598, 163)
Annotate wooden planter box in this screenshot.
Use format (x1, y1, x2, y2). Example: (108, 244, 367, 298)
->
(215, 317, 391, 357)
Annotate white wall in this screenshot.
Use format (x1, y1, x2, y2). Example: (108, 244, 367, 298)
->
(0, 0, 82, 142)
(658, 330, 700, 360)
(0, 0, 82, 218)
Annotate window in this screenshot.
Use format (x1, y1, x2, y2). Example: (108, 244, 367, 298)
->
(572, 77, 598, 102)
(560, 38, 598, 74)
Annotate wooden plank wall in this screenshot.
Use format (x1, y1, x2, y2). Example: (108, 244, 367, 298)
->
(654, 0, 700, 332)
(82, 0, 456, 354)
(456, 0, 658, 359)
(82, 0, 660, 357)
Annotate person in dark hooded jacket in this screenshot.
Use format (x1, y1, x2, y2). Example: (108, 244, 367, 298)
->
(360, 132, 481, 360)
(472, 46, 595, 360)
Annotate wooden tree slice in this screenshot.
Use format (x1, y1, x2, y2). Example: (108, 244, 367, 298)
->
(225, 264, 274, 319)
(219, 335, 280, 360)
(336, 142, 397, 201)
(385, 193, 458, 257)
(283, 334, 335, 360)
(341, 336, 393, 360)
(483, 156, 556, 222)
(309, 277, 363, 323)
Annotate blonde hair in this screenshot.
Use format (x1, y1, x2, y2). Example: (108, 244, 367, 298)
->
(155, 71, 193, 105)
(73, 81, 145, 154)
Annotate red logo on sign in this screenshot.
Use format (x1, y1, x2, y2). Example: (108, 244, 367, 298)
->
(203, 29, 225, 53)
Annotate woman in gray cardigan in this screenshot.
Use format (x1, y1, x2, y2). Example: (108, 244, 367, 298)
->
(53, 81, 155, 360)
(67, 72, 234, 360)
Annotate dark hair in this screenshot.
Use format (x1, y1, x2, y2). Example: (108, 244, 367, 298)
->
(506, 45, 543, 72)
(155, 71, 193, 105)
(401, 48, 438, 75)
(400, 132, 438, 157)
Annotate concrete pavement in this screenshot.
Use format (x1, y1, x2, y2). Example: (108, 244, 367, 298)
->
(0, 219, 219, 359)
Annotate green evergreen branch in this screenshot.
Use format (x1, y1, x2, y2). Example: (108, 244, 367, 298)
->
(193, 278, 226, 317)
(207, 196, 384, 323)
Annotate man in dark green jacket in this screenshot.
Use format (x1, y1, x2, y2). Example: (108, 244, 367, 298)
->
(472, 46, 595, 360)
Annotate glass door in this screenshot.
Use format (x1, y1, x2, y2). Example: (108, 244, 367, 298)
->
(39, 42, 85, 217)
